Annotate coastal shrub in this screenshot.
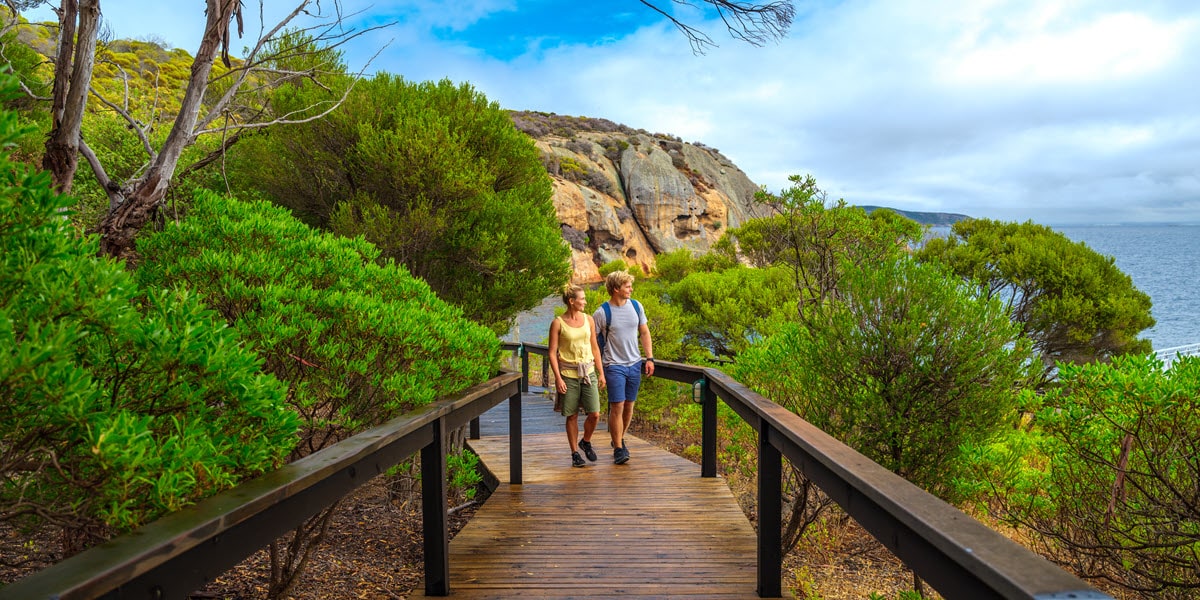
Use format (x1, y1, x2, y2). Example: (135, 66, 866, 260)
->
(726, 174, 923, 322)
(917, 218, 1154, 386)
(564, 138, 594, 159)
(735, 258, 1031, 551)
(226, 76, 569, 333)
(598, 259, 645, 279)
(136, 191, 501, 597)
(137, 191, 501, 456)
(663, 264, 796, 360)
(995, 354, 1200, 597)
(0, 78, 297, 563)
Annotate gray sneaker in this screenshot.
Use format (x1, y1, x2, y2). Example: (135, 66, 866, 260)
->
(614, 446, 630, 465)
(572, 452, 586, 468)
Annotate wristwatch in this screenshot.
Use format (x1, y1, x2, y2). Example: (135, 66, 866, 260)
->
(645, 357, 655, 362)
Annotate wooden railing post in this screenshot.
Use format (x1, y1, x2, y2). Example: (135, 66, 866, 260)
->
(519, 345, 529, 393)
(757, 420, 783, 598)
(422, 417, 450, 596)
(508, 387, 523, 485)
(701, 376, 717, 478)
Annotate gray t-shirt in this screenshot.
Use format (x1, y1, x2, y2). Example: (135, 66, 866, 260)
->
(593, 300, 647, 367)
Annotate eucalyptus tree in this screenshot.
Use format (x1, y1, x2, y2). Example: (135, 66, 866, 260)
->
(9, 0, 378, 258)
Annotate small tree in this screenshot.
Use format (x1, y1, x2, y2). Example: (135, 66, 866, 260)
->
(724, 174, 923, 324)
(662, 264, 796, 359)
(0, 76, 297, 568)
(10, 0, 377, 257)
(228, 75, 571, 332)
(917, 218, 1155, 384)
(735, 258, 1031, 553)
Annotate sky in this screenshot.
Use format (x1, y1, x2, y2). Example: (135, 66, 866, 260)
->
(22, 0, 1200, 224)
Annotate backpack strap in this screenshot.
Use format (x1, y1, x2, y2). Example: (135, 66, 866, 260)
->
(601, 301, 612, 344)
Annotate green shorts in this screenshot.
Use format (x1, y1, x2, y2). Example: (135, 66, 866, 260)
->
(560, 376, 601, 416)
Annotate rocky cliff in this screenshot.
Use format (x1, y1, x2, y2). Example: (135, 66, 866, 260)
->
(512, 112, 768, 283)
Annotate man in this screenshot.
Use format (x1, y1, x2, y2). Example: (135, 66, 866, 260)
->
(594, 270, 654, 464)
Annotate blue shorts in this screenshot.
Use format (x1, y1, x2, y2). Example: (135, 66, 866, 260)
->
(603, 362, 644, 403)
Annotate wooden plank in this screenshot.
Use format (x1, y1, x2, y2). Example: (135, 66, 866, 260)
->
(413, 433, 785, 599)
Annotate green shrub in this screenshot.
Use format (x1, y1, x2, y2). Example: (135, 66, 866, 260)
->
(997, 354, 1200, 596)
(0, 77, 297, 558)
(598, 260, 646, 279)
(136, 191, 501, 455)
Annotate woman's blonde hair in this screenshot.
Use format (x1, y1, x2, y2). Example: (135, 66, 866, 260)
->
(605, 270, 635, 295)
(561, 283, 586, 305)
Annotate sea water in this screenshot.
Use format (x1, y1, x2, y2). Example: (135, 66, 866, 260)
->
(1056, 224, 1200, 351)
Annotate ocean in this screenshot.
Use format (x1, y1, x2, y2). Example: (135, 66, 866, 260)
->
(509, 225, 1200, 352)
(1054, 224, 1200, 352)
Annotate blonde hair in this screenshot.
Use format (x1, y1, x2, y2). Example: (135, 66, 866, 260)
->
(561, 283, 586, 305)
(605, 270, 635, 295)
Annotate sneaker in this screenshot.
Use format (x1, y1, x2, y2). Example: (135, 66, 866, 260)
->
(572, 452, 586, 468)
(578, 440, 597, 462)
(614, 446, 630, 465)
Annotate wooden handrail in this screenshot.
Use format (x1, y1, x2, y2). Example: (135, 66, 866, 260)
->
(0, 372, 523, 600)
(4, 340, 1112, 600)
(513, 341, 1111, 600)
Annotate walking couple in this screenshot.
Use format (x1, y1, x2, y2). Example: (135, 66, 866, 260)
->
(547, 270, 655, 467)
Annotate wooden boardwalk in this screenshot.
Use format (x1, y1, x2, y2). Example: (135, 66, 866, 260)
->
(414, 429, 771, 599)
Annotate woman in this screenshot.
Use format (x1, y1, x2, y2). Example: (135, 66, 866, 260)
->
(548, 284, 606, 467)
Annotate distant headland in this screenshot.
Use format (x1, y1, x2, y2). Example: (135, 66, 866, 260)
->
(857, 206, 971, 226)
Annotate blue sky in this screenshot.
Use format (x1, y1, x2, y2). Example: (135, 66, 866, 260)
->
(20, 0, 1200, 224)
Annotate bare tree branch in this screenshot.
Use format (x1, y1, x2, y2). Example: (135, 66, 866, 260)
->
(640, 0, 795, 54)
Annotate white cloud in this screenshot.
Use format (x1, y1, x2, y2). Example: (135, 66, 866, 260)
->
(19, 0, 1200, 224)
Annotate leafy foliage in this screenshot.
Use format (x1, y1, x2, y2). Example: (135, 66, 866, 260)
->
(734, 258, 1031, 549)
(996, 355, 1200, 597)
(135, 191, 500, 456)
(224, 74, 569, 332)
(661, 264, 796, 359)
(0, 79, 297, 559)
(723, 174, 923, 322)
(917, 219, 1154, 383)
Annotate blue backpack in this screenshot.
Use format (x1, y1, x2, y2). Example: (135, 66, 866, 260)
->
(597, 299, 642, 357)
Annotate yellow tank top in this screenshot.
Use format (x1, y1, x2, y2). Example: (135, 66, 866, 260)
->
(556, 314, 594, 379)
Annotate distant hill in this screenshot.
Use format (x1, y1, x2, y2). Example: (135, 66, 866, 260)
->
(857, 205, 970, 226)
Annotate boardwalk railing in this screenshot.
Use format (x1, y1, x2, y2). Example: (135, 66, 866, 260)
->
(4, 344, 1113, 600)
(511, 341, 1112, 600)
(1155, 342, 1200, 369)
(0, 372, 524, 600)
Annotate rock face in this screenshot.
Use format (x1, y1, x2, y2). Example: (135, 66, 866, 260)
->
(515, 112, 768, 283)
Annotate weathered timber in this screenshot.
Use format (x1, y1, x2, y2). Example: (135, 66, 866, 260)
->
(411, 433, 773, 599)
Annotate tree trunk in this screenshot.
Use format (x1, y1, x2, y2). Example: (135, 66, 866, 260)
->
(96, 0, 235, 257)
(42, 0, 99, 195)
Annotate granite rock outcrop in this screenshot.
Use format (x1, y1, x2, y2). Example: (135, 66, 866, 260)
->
(514, 112, 768, 284)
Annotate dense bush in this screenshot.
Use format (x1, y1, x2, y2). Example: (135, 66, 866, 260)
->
(0, 80, 297, 561)
(993, 355, 1200, 597)
(662, 265, 796, 359)
(226, 75, 570, 332)
(136, 191, 501, 456)
(735, 258, 1030, 550)
(917, 219, 1154, 385)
